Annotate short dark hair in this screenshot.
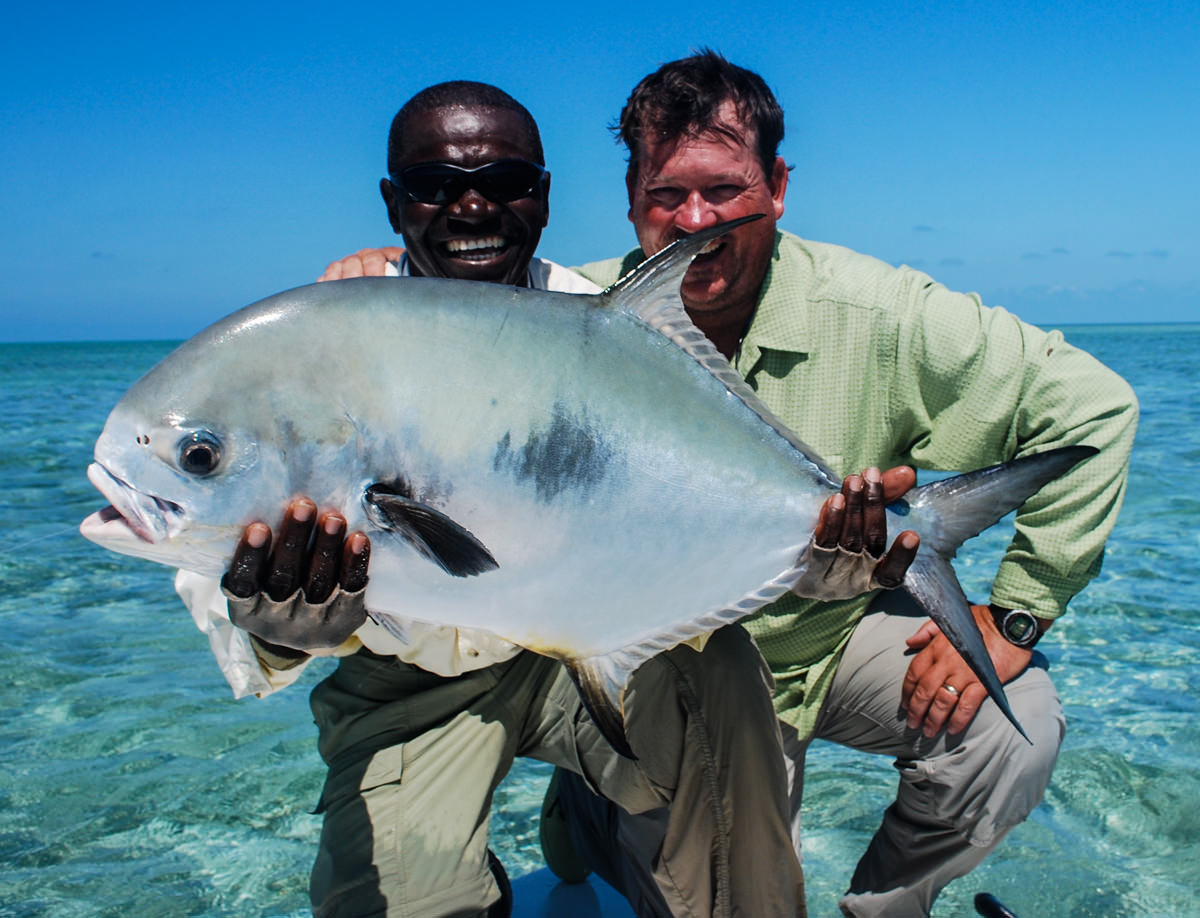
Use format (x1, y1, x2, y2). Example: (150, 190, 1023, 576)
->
(614, 50, 784, 178)
(386, 81, 545, 172)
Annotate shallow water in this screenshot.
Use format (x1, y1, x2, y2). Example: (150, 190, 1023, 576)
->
(1, 326, 1196, 916)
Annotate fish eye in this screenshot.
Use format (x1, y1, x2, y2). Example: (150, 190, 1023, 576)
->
(177, 431, 223, 476)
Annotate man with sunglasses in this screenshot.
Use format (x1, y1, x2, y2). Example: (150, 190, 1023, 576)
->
(178, 80, 922, 918)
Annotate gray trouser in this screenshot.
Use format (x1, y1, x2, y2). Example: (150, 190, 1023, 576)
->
(306, 624, 804, 918)
(561, 593, 1065, 918)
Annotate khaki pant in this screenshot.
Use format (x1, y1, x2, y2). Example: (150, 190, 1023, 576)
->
(306, 624, 804, 918)
(561, 592, 1064, 917)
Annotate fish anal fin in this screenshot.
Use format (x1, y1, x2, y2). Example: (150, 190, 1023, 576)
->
(365, 486, 498, 578)
(564, 657, 636, 760)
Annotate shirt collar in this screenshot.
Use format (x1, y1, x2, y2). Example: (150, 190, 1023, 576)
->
(734, 232, 815, 373)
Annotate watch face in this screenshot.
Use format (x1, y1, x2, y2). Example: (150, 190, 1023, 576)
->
(1001, 609, 1039, 646)
(1006, 614, 1035, 642)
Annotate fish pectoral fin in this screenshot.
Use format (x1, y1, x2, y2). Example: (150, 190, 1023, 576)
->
(563, 657, 636, 760)
(365, 487, 498, 578)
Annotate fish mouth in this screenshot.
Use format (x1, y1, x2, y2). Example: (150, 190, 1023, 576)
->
(81, 462, 184, 545)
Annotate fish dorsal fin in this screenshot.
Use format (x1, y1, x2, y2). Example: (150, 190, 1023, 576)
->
(603, 216, 840, 487)
(365, 486, 498, 577)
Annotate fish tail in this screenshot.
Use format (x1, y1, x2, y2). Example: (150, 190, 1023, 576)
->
(900, 443, 1097, 743)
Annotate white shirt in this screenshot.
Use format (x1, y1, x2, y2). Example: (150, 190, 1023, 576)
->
(176, 257, 602, 698)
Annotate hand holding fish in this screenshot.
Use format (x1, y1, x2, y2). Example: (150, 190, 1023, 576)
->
(221, 498, 371, 653)
(901, 603, 1044, 737)
(792, 466, 921, 601)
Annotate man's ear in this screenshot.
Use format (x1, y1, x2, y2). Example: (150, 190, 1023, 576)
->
(769, 156, 788, 220)
(380, 178, 404, 234)
(625, 165, 637, 223)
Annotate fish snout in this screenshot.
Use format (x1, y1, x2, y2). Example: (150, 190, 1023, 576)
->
(84, 462, 180, 544)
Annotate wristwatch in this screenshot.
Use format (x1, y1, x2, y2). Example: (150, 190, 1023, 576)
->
(990, 605, 1042, 649)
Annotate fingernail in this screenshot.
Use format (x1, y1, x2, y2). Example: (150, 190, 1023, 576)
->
(348, 532, 367, 553)
(324, 514, 345, 535)
(831, 494, 845, 510)
(865, 467, 881, 483)
(901, 531, 919, 549)
(292, 500, 314, 522)
(847, 476, 862, 492)
(246, 523, 269, 548)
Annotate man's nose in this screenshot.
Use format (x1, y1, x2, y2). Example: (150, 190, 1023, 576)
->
(673, 190, 720, 234)
(447, 187, 498, 220)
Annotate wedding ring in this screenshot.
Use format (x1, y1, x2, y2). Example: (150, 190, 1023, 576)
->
(941, 683, 960, 697)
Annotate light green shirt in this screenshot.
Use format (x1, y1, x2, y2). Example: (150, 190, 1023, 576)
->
(577, 231, 1138, 737)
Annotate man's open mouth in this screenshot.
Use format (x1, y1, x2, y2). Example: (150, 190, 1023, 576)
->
(690, 237, 726, 264)
(443, 236, 510, 260)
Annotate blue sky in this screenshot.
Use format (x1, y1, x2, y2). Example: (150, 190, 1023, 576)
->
(1, 0, 1195, 342)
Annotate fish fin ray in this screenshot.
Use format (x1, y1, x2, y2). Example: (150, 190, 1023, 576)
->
(365, 487, 498, 578)
(592, 573, 801, 685)
(564, 656, 636, 759)
(563, 572, 803, 758)
(603, 217, 840, 487)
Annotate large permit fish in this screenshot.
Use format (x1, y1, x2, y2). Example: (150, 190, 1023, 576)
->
(81, 218, 1090, 753)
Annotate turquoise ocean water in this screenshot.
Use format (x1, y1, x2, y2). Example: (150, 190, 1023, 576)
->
(1, 325, 1197, 916)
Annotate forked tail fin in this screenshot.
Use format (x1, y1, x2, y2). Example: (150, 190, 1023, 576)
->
(564, 444, 1097, 757)
(900, 444, 1098, 742)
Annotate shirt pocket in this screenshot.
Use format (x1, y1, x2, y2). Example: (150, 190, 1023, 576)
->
(315, 743, 406, 814)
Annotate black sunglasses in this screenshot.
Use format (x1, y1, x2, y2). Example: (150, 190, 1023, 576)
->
(389, 158, 547, 205)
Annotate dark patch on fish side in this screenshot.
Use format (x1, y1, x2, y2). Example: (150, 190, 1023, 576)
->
(365, 486, 498, 577)
(492, 403, 612, 502)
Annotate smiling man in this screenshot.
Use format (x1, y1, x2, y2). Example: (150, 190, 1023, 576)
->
(538, 51, 1137, 917)
(369, 83, 594, 294)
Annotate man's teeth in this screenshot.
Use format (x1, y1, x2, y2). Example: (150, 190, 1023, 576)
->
(698, 238, 723, 255)
(446, 236, 507, 254)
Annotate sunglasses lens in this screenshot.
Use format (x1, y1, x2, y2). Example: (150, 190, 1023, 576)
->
(474, 162, 544, 202)
(397, 160, 544, 204)
(399, 166, 462, 204)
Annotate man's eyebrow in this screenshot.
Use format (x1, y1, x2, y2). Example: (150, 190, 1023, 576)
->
(643, 172, 747, 186)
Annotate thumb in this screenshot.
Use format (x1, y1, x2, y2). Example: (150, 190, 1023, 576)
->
(905, 619, 940, 650)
